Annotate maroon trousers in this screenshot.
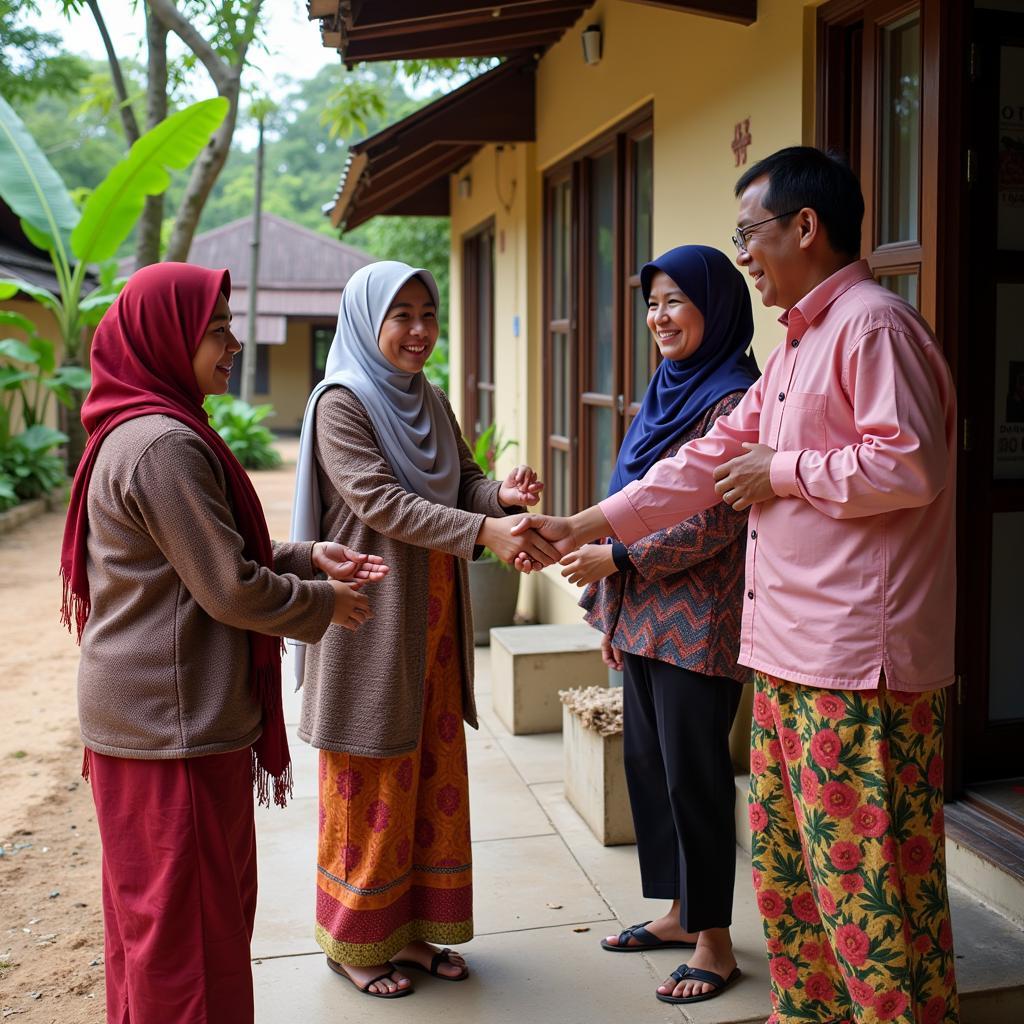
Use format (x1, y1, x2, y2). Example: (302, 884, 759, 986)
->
(89, 748, 257, 1024)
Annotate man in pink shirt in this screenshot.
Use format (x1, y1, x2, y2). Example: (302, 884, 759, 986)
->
(515, 147, 959, 1022)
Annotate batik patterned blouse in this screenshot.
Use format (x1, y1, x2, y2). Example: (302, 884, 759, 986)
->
(580, 391, 751, 683)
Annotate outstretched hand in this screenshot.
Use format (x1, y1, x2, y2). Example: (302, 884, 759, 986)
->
(509, 514, 577, 556)
(498, 464, 544, 508)
(313, 542, 390, 589)
(559, 544, 617, 587)
(477, 516, 561, 571)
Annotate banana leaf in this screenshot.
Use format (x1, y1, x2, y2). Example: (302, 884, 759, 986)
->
(0, 96, 79, 263)
(71, 97, 229, 265)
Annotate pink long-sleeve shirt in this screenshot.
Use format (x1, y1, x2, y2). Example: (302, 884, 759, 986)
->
(600, 260, 956, 692)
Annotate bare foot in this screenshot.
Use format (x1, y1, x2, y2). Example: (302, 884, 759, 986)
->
(604, 904, 699, 948)
(657, 928, 736, 1000)
(394, 940, 468, 980)
(330, 959, 412, 995)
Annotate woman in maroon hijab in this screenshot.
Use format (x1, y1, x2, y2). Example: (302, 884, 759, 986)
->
(60, 262, 386, 1023)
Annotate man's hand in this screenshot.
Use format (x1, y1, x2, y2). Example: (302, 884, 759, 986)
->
(477, 516, 561, 569)
(313, 542, 390, 588)
(712, 443, 777, 512)
(498, 464, 544, 508)
(560, 544, 617, 587)
(509, 514, 578, 557)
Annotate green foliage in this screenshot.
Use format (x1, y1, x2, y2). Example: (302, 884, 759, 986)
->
(0, 424, 68, 503)
(471, 423, 516, 480)
(203, 394, 282, 470)
(0, 1, 88, 105)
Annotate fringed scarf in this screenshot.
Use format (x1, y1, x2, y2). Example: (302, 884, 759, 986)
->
(60, 262, 292, 807)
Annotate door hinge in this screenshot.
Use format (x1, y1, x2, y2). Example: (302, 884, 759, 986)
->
(966, 148, 977, 186)
(962, 417, 973, 452)
(970, 41, 980, 83)
(616, 393, 625, 414)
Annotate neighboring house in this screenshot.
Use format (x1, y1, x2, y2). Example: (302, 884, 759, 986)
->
(0, 199, 82, 434)
(130, 214, 375, 429)
(308, 0, 1024, 843)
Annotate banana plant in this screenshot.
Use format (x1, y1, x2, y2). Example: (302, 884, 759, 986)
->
(0, 94, 229, 465)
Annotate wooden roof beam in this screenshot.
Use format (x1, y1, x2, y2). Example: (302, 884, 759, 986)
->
(621, 0, 756, 25)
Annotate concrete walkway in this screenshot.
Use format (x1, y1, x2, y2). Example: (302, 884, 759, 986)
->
(249, 646, 1024, 1024)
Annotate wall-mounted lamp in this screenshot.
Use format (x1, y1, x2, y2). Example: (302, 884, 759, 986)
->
(457, 174, 472, 200)
(581, 24, 602, 66)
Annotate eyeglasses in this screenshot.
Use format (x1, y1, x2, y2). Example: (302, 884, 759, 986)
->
(731, 210, 800, 253)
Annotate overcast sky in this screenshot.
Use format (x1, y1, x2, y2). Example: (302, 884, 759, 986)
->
(38, 0, 339, 95)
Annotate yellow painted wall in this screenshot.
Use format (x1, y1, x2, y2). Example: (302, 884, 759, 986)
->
(449, 0, 825, 623)
(264, 321, 314, 431)
(1, 299, 67, 434)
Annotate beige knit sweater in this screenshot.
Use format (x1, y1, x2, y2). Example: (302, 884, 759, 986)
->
(298, 385, 507, 757)
(78, 415, 335, 759)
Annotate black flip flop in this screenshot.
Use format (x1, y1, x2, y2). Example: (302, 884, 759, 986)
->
(326, 957, 414, 998)
(655, 964, 742, 1004)
(600, 921, 698, 953)
(393, 946, 469, 982)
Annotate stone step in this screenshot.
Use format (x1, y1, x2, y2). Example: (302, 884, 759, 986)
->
(734, 775, 1024, 1022)
(489, 623, 606, 735)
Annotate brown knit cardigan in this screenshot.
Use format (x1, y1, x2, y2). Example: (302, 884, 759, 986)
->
(77, 415, 336, 759)
(297, 385, 508, 757)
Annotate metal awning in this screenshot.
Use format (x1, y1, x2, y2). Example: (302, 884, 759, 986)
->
(328, 56, 536, 231)
(308, 1, 756, 64)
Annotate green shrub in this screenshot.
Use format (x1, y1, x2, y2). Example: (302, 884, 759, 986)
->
(204, 395, 282, 470)
(0, 469, 17, 511)
(0, 424, 68, 502)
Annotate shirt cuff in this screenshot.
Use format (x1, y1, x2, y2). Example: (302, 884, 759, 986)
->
(611, 541, 634, 573)
(599, 486, 649, 545)
(769, 450, 802, 498)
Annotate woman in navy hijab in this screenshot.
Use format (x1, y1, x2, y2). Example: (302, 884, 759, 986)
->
(564, 245, 758, 1007)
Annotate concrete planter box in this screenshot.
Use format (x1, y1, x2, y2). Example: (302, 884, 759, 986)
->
(0, 485, 67, 538)
(467, 557, 521, 645)
(561, 695, 635, 847)
(490, 624, 606, 735)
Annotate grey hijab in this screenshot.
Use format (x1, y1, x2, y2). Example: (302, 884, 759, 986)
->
(289, 261, 459, 687)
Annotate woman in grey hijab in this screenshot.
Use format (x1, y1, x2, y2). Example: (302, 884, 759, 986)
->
(291, 261, 554, 999)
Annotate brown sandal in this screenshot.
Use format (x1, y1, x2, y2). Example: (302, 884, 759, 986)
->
(326, 957, 413, 998)
(393, 946, 469, 982)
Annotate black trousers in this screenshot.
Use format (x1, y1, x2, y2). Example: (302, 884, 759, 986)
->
(621, 652, 743, 932)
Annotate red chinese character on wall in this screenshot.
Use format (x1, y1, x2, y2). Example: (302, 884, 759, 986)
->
(732, 118, 752, 166)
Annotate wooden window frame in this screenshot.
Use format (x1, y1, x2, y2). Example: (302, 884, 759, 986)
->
(462, 218, 496, 444)
(543, 106, 654, 514)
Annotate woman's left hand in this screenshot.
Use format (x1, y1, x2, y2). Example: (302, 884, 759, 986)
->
(559, 544, 617, 587)
(313, 542, 390, 588)
(498, 465, 544, 508)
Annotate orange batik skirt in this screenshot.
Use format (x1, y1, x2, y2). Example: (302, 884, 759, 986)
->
(315, 550, 473, 966)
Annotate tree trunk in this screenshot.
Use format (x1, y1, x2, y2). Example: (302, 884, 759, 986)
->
(86, 0, 139, 146)
(162, 94, 239, 263)
(59, 355, 88, 474)
(134, 5, 169, 269)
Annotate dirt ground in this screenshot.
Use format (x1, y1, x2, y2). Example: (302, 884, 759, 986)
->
(0, 443, 299, 1022)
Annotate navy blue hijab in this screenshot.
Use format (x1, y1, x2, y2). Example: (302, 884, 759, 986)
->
(608, 245, 759, 495)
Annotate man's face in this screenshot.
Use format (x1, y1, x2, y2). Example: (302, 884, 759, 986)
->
(735, 175, 803, 311)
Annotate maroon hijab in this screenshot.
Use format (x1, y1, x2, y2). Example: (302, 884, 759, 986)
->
(61, 262, 292, 806)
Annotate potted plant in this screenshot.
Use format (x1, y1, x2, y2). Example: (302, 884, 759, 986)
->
(467, 423, 522, 645)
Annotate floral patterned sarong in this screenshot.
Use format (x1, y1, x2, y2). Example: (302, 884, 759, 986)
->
(315, 550, 473, 966)
(749, 673, 959, 1024)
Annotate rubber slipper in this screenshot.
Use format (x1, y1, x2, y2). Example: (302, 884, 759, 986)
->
(393, 946, 469, 982)
(656, 964, 742, 1004)
(601, 921, 698, 952)
(326, 957, 413, 998)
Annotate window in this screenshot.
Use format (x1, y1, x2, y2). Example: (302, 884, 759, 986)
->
(543, 109, 654, 514)
(819, 0, 931, 317)
(311, 324, 335, 386)
(228, 342, 269, 396)
(462, 220, 496, 442)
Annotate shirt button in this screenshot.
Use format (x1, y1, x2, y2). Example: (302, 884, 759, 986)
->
(747, 590, 755, 600)
(778, 392, 785, 401)
(791, 338, 800, 347)
(750, 530, 757, 540)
